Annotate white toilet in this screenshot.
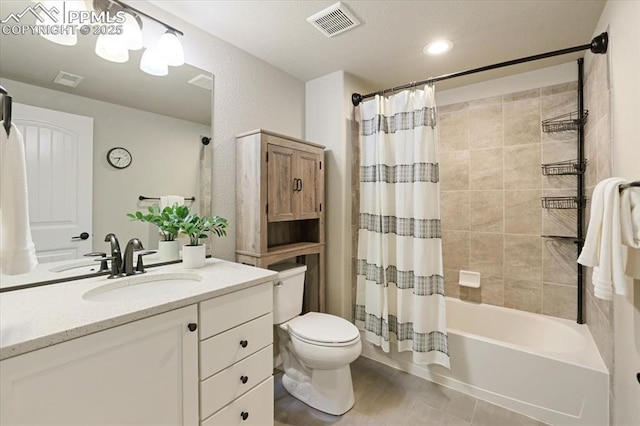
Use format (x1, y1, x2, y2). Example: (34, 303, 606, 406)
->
(271, 263, 361, 416)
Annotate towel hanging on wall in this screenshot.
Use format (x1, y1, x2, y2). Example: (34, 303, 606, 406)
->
(0, 122, 38, 275)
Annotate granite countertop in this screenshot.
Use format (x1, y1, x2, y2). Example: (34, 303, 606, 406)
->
(0, 258, 276, 360)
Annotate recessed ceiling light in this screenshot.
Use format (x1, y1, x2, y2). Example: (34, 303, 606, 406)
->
(423, 39, 453, 55)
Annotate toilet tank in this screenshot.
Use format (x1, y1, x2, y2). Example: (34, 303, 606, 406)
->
(269, 263, 307, 324)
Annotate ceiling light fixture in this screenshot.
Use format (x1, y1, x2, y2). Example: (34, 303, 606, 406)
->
(157, 30, 184, 66)
(140, 48, 168, 76)
(423, 39, 454, 56)
(43, 0, 184, 75)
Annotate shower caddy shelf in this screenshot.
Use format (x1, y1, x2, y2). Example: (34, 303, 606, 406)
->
(541, 110, 588, 133)
(540, 159, 587, 176)
(540, 59, 588, 324)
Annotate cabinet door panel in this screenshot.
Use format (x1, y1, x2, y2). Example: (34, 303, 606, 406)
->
(267, 144, 296, 222)
(0, 306, 198, 426)
(297, 151, 322, 219)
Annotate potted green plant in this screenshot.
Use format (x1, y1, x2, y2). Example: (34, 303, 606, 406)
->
(179, 213, 228, 268)
(127, 204, 189, 261)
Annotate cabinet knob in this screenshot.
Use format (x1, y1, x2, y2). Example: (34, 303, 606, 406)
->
(240, 411, 249, 421)
(240, 375, 248, 384)
(187, 323, 198, 332)
(240, 339, 248, 348)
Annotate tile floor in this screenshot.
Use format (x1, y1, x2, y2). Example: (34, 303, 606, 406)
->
(274, 356, 548, 426)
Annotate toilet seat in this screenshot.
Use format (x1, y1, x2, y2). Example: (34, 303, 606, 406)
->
(285, 312, 360, 347)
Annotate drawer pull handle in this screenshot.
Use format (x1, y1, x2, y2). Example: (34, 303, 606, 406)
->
(240, 340, 248, 348)
(187, 323, 198, 332)
(240, 375, 248, 384)
(241, 411, 249, 421)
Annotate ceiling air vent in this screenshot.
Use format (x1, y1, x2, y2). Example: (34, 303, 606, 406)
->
(188, 74, 213, 91)
(307, 2, 360, 38)
(53, 71, 84, 88)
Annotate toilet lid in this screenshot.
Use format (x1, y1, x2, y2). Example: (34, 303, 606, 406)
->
(286, 312, 360, 344)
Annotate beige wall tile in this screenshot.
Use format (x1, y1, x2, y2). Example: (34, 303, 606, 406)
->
(585, 128, 597, 188)
(470, 190, 503, 232)
(504, 278, 542, 313)
(469, 232, 503, 277)
(595, 54, 610, 123)
(540, 81, 578, 96)
(596, 114, 611, 182)
(439, 111, 469, 152)
(505, 190, 542, 235)
(440, 151, 469, 191)
(470, 147, 503, 190)
(441, 191, 469, 231)
(541, 91, 577, 122)
(541, 189, 577, 236)
(504, 144, 542, 190)
(468, 104, 502, 149)
(439, 101, 468, 114)
(504, 234, 542, 281)
(503, 88, 540, 102)
(542, 239, 577, 286)
(480, 275, 505, 307)
(461, 275, 504, 307)
(442, 230, 469, 271)
(542, 283, 576, 320)
(444, 268, 460, 298)
(586, 292, 613, 372)
(503, 97, 541, 146)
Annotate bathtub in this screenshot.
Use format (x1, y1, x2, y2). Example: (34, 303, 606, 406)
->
(360, 297, 608, 425)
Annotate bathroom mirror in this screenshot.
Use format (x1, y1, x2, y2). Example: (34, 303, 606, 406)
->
(0, 1, 212, 289)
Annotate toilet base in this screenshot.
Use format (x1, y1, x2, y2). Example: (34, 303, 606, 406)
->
(281, 365, 355, 416)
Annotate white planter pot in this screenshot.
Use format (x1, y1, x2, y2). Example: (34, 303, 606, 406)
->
(158, 240, 180, 262)
(182, 244, 206, 269)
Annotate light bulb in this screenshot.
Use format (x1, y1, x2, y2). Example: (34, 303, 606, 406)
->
(38, 1, 76, 46)
(121, 12, 143, 50)
(140, 48, 168, 76)
(157, 31, 184, 66)
(95, 33, 129, 63)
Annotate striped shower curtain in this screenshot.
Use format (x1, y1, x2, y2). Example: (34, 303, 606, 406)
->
(354, 85, 449, 367)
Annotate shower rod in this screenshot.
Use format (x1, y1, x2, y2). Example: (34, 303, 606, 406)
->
(351, 32, 608, 106)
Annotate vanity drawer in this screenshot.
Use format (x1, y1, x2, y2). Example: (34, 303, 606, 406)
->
(199, 282, 272, 340)
(201, 376, 274, 426)
(200, 345, 272, 419)
(200, 313, 272, 379)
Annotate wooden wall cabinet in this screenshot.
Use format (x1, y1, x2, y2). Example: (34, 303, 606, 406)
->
(236, 129, 326, 312)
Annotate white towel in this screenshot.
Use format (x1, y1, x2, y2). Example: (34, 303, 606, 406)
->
(159, 195, 184, 209)
(620, 187, 640, 278)
(0, 123, 38, 275)
(578, 177, 628, 300)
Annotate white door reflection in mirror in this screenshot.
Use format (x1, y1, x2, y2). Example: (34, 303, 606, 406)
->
(13, 103, 93, 263)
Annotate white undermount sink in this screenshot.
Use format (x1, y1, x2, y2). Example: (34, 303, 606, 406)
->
(83, 272, 203, 302)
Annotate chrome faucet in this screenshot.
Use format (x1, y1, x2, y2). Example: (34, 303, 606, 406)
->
(122, 238, 144, 276)
(104, 233, 122, 277)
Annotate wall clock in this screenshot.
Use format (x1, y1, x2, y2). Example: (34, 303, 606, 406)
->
(107, 147, 132, 169)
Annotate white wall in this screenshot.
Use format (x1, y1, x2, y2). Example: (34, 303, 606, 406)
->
(587, 1, 640, 424)
(138, 1, 306, 260)
(1, 77, 208, 253)
(305, 71, 374, 318)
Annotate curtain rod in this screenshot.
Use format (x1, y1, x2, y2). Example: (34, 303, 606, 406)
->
(351, 32, 608, 106)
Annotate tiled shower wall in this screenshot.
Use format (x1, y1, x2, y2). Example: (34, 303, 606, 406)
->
(439, 82, 582, 320)
(583, 52, 614, 406)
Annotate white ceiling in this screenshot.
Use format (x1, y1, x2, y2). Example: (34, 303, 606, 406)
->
(149, 0, 606, 91)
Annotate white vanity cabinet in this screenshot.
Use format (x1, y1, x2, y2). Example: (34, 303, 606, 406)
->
(0, 305, 200, 425)
(0, 280, 275, 426)
(199, 282, 274, 425)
